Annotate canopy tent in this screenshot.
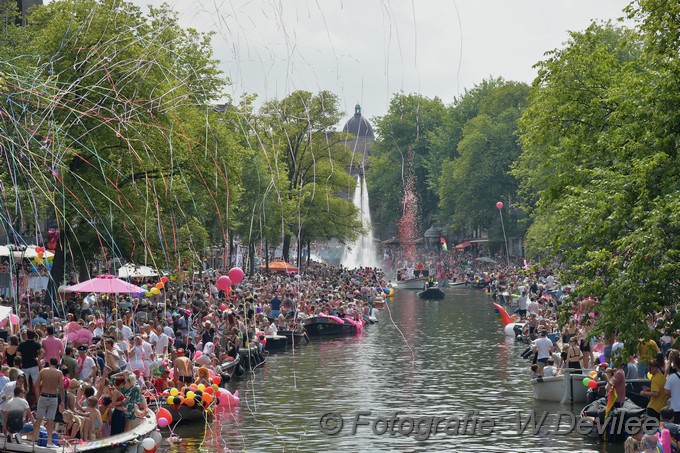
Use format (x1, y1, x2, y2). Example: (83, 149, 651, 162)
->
(474, 257, 498, 264)
(117, 263, 159, 279)
(0, 245, 53, 259)
(64, 274, 146, 293)
(261, 259, 299, 273)
(454, 241, 472, 250)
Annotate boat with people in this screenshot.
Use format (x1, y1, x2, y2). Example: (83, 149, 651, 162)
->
(418, 287, 445, 300)
(1, 409, 157, 453)
(304, 314, 362, 337)
(579, 397, 645, 444)
(531, 368, 589, 403)
(396, 268, 430, 289)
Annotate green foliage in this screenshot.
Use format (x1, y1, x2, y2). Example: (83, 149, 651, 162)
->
(368, 93, 446, 235)
(514, 14, 680, 353)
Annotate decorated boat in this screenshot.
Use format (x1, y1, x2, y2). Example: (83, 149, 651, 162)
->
(304, 314, 361, 337)
(2, 409, 157, 453)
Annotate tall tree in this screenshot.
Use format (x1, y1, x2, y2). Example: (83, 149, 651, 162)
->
(367, 93, 446, 237)
(514, 14, 680, 351)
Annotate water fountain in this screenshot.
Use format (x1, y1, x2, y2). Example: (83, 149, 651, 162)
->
(397, 147, 420, 263)
(341, 174, 379, 269)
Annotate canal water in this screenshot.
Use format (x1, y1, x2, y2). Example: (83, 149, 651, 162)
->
(159, 287, 622, 452)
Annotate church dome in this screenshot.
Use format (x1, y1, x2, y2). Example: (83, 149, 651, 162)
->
(343, 104, 374, 138)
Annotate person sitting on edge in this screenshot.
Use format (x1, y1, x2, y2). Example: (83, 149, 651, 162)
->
(3, 387, 34, 444)
(530, 364, 543, 379)
(543, 358, 560, 377)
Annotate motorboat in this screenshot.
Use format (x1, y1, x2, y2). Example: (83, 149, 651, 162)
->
(580, 397, 645, 444)
(304, 314, 361, 337)
(264, 335, 288, 351)
(373, 296, 386, 309)
(396, 269, 430, 289)
(418, 287, 445, 299)
(531, 369, 589, 403)
(2, 409, 157, 453)
(277, 329, 310, 346)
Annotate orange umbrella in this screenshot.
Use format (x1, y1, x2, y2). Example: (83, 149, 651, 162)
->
(261, 259, 298, 273)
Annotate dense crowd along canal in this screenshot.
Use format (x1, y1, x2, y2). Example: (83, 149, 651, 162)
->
(159, 287, 621, 452)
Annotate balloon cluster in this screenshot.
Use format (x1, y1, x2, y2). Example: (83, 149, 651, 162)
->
(143, 276, 169, 297)
(382, 288, 395, 297)
(141, 437, 157, 453)
(216, 267, 244, 293)
(582, 377, 598, 389)
(156, 377, 240, 425)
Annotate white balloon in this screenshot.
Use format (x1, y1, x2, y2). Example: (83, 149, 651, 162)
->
(141, 438, 156, 450)
(150, 430, 162, 445)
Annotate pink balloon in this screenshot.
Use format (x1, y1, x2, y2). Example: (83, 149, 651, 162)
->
(193, 350, 202, 360)
(219, 304, 227, 311)
(216, 275, 232, 291)
(496, 201, 504, 209)
(228, 267, 245, 284)
(157, 417, 169, 428)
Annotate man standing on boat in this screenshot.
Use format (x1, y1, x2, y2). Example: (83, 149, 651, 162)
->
(173, 349, 194, 385)
(532, 330, 554, 370)
(31, 357, 64, 447)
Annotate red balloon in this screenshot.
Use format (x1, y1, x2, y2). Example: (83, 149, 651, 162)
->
(228, 267, 245, 284)
(587, 379, 598, 389)
(156, 407, 173, 425)
(161, 276, 168, 284)
(216, 275, 232, 291)
(496, 202, 504, 209)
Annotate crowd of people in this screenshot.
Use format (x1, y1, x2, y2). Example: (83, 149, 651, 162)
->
(0, 261, 388, 446)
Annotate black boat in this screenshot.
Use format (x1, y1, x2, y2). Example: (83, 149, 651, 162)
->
(418, 287, 445, 299)
(580, 397, 645, 444)
(238, 345, 266, 370)
(265, 335, 288, 351)
(277, 329, 310, 346)
(304, 316, 356, 337)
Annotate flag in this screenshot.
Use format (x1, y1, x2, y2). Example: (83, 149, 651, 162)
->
(440, 237, 448, 252)
(605, 388, 617, 417)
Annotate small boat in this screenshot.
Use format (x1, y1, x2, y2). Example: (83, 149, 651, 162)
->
(373, 296, 386, 309)
(579, 397, 645, 444)
(2, 409, 157, 452)
(418, 287, 445, 299)
(304, 315, 356, 337)
(531, 369, 588, 403)
(396, 269, 430, 289)
(277, 329, 310, 346)
(264, 335, 288, 351)
(217, 354, 243, 381)
(238, 345, 266, 370)
(150, 399, 212, 424)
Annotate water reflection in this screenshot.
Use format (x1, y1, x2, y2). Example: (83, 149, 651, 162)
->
(159, 288, 623, 452)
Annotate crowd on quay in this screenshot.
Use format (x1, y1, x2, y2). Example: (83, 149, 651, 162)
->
(485, 268, 680, 452)
(0, 262, 387, 446)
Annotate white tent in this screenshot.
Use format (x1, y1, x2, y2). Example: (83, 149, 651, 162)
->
(117, 263, 159, 279)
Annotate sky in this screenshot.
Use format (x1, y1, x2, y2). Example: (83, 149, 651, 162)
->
(130, 0, 632, 125)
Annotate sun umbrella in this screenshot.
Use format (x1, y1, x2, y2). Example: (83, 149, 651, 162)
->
(64, 274, 146, 293)
(260, 259, 299, 273)
(117, 263, 159, 279)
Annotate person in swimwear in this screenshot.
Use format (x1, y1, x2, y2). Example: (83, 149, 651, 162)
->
(173, 349, 194, 386)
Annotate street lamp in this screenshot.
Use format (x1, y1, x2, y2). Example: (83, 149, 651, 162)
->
(7, 244, 26, 319)
(496, 202, 511, 265)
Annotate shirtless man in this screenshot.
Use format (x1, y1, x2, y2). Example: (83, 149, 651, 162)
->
(32, 358, 64, 446)
(104, 338, 123, 377)
(173, 349, 194, 386)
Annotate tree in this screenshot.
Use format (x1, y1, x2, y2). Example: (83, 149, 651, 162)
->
(0, 0, 244, 304)
(436, 79, 530, 243)
(514, 15, 680, 352)
(367, 93, 446, 237)
(257, 90, 361, 266)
